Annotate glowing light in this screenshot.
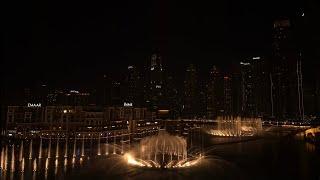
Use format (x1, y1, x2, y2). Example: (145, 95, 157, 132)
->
(158, 109, 169, 113)
(124, 153, 148, 167)
(240, 62, 250, 65)
(124, 102, 133, 107)
(45, 158, 49, 170)
(28, 103, 41, 108)
(33, 159, 37, 171)
(70, 90, 79, 93)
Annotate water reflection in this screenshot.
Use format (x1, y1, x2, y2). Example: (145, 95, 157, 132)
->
(0, 128, 319, 180)
(305, 142, 316, 153)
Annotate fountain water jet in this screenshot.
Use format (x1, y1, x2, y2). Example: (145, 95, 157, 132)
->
(45, 158, 49, 170)
(39, 138, 42, 159)
(81, 136, 84, 157)
(209, 116, 263, 137)
(56, 138, 59, 158)
(105, 132, 109, 155)
(21, 158, 25, 172)
(48, 138, 51, 159)
(33, 159, 37, 171)
(113, 134, 116, 154)
(97, 134, 101, 156)
(29, 140, 33, 160)
(19, 141, 23, 162)
(124, 129, 199, 169)
(11, 145, 15, 172)
(64, 158, 67, 172)
(1, 147, 4, 169)
(64, 138, 68, 158)
(73, 138, 76, 158)
(4, 145, 8, 170)
(121, 131, 124, 154)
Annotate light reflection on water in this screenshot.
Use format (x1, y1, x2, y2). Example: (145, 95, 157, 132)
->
(0, 129, 319, 180)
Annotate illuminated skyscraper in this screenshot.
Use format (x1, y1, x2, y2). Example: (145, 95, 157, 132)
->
(124, 65, 143, 107)
(223, 75, 233, 115)
(145, 54, 166, 112)
(239, 57, 269, 117)
(240, 61, 255, 116)
(166, 76, 181, 119)
(183, 64, 199, 118)
(206, 66, 223, 119)
(271, 18, 302, 120)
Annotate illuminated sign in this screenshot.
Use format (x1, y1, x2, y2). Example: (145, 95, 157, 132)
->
(240, 62, 250, 66)
(70, 90, 79, 93)
(27, 103, 41, 108)
(124, 102, 133, 107)
(252, 57, 261, 60)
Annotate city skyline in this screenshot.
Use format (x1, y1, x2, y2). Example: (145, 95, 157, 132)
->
(2, 1, 320, 179)
(3, 0, 320, 87)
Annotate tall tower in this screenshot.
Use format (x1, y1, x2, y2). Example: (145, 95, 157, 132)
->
(146, 53, 165, 112)
(206, 66, 223, 119)
(240, 61, 255, 116)
(223, 76, 233, 116)
(271, 18, 300, 120)
(183, 64, 198, 118)
(125, 65, 142, 107)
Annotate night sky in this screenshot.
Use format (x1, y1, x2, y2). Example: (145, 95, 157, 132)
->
(3, 0, 320, 89)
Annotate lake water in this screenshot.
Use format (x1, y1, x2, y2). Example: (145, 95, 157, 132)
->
(0, 127, 319, 180)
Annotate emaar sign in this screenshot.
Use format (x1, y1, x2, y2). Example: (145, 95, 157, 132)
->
(27, 103, 41, 108)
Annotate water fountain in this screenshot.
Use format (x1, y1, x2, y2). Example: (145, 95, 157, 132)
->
(56, 138, 59, 158)
(45, 158, 49, 170)
(105, 133, 109, 155)
(33, 159, 37, 171)
(113, 135, 116, 154)
(209, 116, 263, 137)
(124, 129, 202, 169)
(97, 134, 101, 156)
(1, 146, 4, 169)
(21, 158, 25, 172)
(39, 138, 42, 159)
(5, 145, 8, 170)
(73, 138, 76, 158)
(121, 131, 124, 154)
(81, 136, 84, 157)
(19, 141, 23, 161)
(48, 138, 51, 159)
(64, 138, 68, 158)
(29, 140, 33, 160)
(11, 145, 14, 172)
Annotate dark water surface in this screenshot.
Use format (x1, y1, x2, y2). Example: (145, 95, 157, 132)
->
(1, 128, 319, 180)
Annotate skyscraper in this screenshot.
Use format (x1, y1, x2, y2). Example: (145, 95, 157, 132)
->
(206, 66, 223, 119)
(166, 76, 181, 119)
(183, 64, 199, 118)
(145, 54, 166, 112)
(271, 18, 301, 120)
(223, 75, 233, 115)
(240, 61, 255, 116)
(239, 57, 269, 117)
(124, 65, 142, 107)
